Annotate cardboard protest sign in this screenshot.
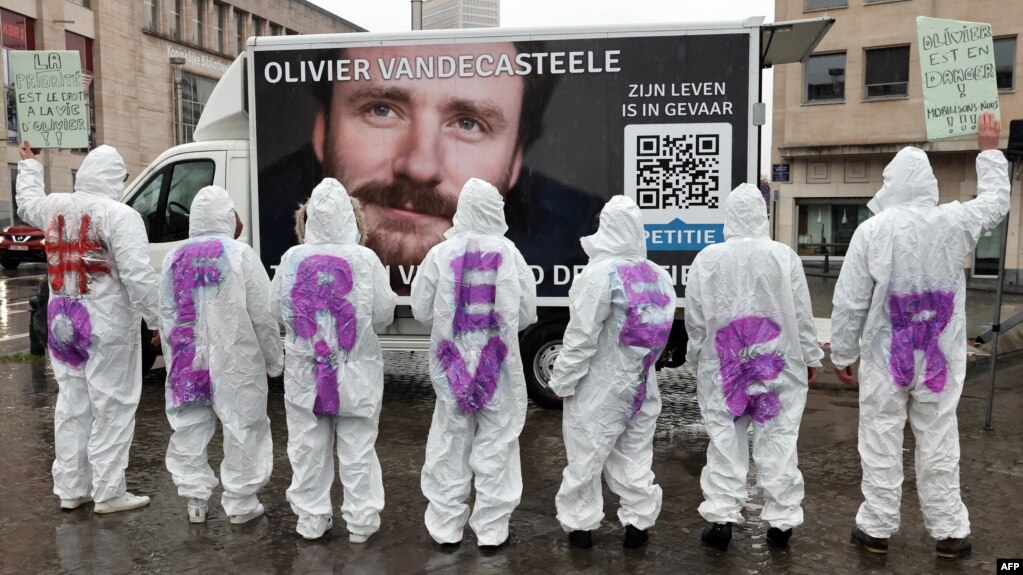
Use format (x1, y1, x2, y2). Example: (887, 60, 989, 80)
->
(917, 17, 1000, 141)
(11, 50, 89, 148)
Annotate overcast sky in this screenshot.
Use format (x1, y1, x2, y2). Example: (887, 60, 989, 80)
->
(306, 0, 778, 174)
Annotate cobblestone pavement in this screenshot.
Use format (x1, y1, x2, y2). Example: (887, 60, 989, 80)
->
(1, 349, 1022, 574)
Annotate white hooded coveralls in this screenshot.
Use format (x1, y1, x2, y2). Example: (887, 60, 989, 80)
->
(684, 184, 822, 530)
(17, 146, 160, 503)
(411, 178, 537, 546)
(269, 179, 396, 538)
(831, 148, 1009, 540)
(549, 195, 675, 533)
(159, 186, 284, 517)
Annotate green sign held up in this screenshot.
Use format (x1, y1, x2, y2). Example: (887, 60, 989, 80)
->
(917, 17, 1001, 141)
(11, 50, 90, 149)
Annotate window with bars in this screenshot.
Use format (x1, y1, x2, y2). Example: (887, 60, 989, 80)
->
(179, 72, 217, 143)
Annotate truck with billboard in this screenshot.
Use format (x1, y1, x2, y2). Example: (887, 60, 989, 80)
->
(116, 16, 832, 407)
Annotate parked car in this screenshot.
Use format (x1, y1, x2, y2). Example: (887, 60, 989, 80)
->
(0, 223, 45, 269)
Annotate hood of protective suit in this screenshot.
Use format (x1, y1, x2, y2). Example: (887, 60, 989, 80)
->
(74, 145, 126, 200)
(580, 195, 646, 260)
(189, 186, 237, 238)
(304, 178, 360, 245)
(444, 178, 508, 238)
(723, 183, 770, 240)
(867, 147, 939, 214)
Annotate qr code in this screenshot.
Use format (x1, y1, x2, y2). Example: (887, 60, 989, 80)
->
(634, 133, 722, 210)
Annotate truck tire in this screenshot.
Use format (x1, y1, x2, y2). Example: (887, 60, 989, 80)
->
(141, 321, 158, 376)
(520, 323, 566, 410)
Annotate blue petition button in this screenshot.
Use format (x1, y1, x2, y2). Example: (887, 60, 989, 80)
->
(645, 220, 724, 251)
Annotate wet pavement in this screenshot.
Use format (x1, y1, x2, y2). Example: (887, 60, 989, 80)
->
(2, 346, 1022, 574)
(0, 264, 46, 357)
(2, 264, 1023, 573)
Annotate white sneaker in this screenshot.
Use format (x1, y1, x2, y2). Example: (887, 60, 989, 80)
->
(349, 531, 374, 544)
(229, 502, 265, 525)
(296, 515, 333, 540)
(60, 496, 92, 510)
(93, 492, 150, 514)
(188, 498, 208, 524)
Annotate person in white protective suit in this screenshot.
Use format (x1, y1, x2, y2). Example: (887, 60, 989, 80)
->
(270, 178, 397, 542)
(159, 185, 284, 525)
(684, 183, 822, 551)
(17, 140, 160, 514)
(548, 195, 675, 550)
(411, 178, 537, 548)
(831, 112, 1009, 559)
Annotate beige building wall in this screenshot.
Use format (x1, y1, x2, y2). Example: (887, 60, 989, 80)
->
(0, 0, 360, 227)
(772, 0, 1023, 279)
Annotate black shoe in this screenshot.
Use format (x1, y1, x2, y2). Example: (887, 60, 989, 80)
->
(766, 527, 792, 548)
(623, 525, 649, 549)
(935, 537, 972, 559)
(701, 522, 732, 551)
(569, 530, 593, 549)
(479, 537, 508, 551)
(850, 527, 889, 554)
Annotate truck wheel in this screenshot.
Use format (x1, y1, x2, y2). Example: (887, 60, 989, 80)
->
(141, 321, 158, 376)
(520, 323, 565, 410)
(1, 258, 18, 270)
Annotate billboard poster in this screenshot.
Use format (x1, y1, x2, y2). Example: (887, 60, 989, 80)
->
(252, 33, 751, 298)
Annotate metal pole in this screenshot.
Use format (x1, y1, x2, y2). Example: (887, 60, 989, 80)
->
(411, 0, 423, 30)
(983, 160, 1013, 430)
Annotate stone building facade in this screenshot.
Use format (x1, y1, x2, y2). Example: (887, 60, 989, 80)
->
(0, 0, 361, 229)
(772, 0, 1023, 282)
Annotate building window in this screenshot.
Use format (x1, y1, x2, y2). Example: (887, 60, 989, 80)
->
(864, 45, 910, 99)
(2, 8, 36, 143)
(269, 22, 281, 36)
(805, 52, 845, 102)
(974, 220, 1006, 277)
(145, 0, 159, 31)
(192, 0, 204, 47)
(805, 0, 846, 10)
(234, 10, 245, 54)
(252, 17, 265, 37)
(214, 3, 225, 53)
(796, 200, 871, 257)
(65, 32, 95, 150)
(67, 0, 91, 7)
(995, 36, 1016, 92)
(179, 72, 217, 143)
(168, 0, 182, 40)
